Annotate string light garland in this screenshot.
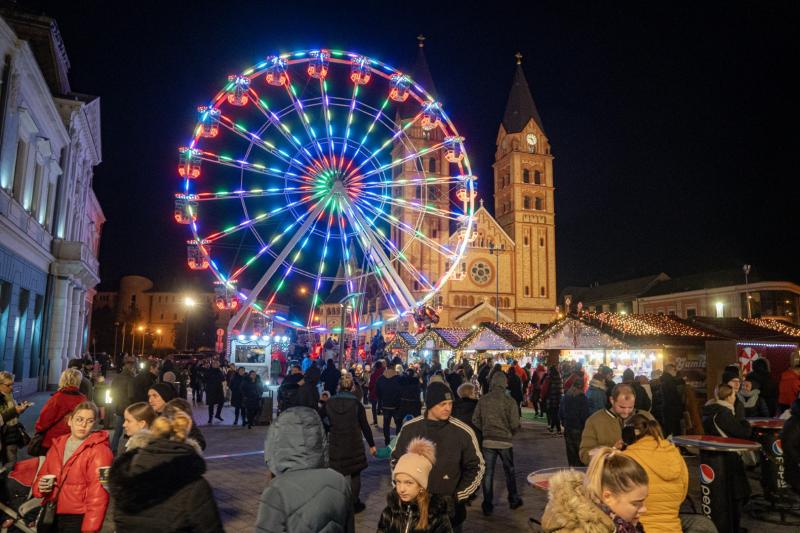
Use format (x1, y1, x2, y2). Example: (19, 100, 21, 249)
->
(743, 318, 800, 338)
(585, 312, 713, 338)
(482, 321, 541, 346)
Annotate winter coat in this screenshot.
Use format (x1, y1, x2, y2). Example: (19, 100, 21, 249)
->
(748, 362, 778, 415)
(391, 416, 484, 510)
(544, 371, 563, 410)
(258, 407, 354, 533)
(586, 379, 608, 415)
(623, 435, 688, 533)
(241, 377, 263, 411)
(277, 373, 303, 412)
(624, 380, 652, 412)
(399, 374, 422, 418)
(451, 397, 481, 443)
(579, 408, 655, 466)
(369, 365, 385, 401)
(779, 369, 800, 406)
(659, 373, 686, 437)
(541, 469, 615, 533)
(702, 400, 752, 501)
(738, 389, 770, 418)
(230, 372, 246, 407)
(321, 364, 340, 394)
(477, 363, 491, 395)
(376, 490, 453, 533)
(109, 434, 223, 532)
(321, 391, 375, 475)
(378, 369, 403, 410)
(295, 366, 321, 410)
(203, 368, 226, 404)
(111, 367, 136, 416)
(506, 369, 524, 405)
(780, 401, 800, 494)
(34, 386, 87, 449)
(130, 371, 156, 404)
(472, 372, 520, 447)
(32, 431, 113, 532)
(560, 388, 589, 432)
(445, 372, 463, 395)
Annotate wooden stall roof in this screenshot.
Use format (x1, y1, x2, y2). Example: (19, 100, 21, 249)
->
(459, 327, 515, 351)
(416, 327, 473, 349)
(387, 331, 418, 350)
(481, 322, 542, 347)
(526, 317, 629, 350)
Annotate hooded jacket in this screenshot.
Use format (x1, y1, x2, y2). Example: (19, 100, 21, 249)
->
(623, 436, 688, 533)
(108, 433, 222, 532)
(747, 359, 778, 414)
(377, 368, 402, 409)
(34, 386, 87, 449)
(472, 372, 520, 447)
(579, 408, 655, 465)
(257, 406, 354, 532)
(376, 490, 453, 533)
(702, 400, 752, 501)
(541, 469, 615, 533)
(586, 379, 608, 415)
(321, 391, 375, 475)
(32, 431, 113, 532)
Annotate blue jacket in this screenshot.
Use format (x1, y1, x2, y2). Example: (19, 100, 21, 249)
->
(586, 379, 608, 415)
(560, 389, 589, 431)
(257, 407, 354, 532)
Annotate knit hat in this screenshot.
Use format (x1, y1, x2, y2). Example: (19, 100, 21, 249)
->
(425, 381, 453, 410)
(150, 383, 177, 403)
(721, 367, 740, 385)
(393, 438, 436, 489)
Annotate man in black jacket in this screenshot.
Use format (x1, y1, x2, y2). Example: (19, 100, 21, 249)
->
(130, 361, 159, 404)
(377, 365, 403, 445)
(391, 381, 485, 532)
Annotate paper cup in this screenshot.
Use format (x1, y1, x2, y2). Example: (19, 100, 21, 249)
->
(41, 474, 56, 489)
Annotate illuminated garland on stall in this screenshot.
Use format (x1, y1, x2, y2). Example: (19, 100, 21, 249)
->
(586, 312, 713, 338)
(743, 318, 800, 338)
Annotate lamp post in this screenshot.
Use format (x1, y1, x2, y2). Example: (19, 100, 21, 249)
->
(183, 296, 196, 351)
(137, 325, 145, 356)
(488, 242, 500, 322)
(743, 264, 752, 319)
(155, 328, 162, 349)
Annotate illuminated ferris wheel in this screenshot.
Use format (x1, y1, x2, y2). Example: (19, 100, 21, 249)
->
(174, 48, 476, 335)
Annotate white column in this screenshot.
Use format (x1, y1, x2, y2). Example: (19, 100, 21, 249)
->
(71, 290, 86, 357)
(65, 287, 82, 362)
(46, 278, 71, 386)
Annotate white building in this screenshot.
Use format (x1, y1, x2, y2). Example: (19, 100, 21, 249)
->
(0, 9, 103, 393)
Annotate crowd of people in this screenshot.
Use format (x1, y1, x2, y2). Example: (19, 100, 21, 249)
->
(2, 347, 799, 532)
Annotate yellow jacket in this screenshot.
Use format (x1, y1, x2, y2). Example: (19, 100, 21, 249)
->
(623, 436, 688, 533)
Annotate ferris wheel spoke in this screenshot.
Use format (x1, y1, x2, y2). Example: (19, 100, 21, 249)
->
(202, 193, 321, 243)
(319, 79, 336, 163)
(354, 200, 456, 259)
(352, 141, 447, 183)
(356, 190, 463, 221)
(228, 197, 328, 331)
(193, 187, 310, 201)
(195, 149, 315, 187)
(339, 198, 416, 312)
(337, 83, 362, 172)
(247, 87, 319, 170)
(215, 115, 312, 176)
(359, 175, 466, 189)
(346, 97, 391, 172)
(306, 210, 336, 328)
(282, 74, 328, 163)
(343, 112, 423, 180)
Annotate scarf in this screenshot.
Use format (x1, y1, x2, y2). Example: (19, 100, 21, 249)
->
(597, 502, 643, 533)
(737, 389, 761, 409)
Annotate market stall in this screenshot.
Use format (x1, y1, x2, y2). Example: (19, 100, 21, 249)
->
(458, 327, 515, 368)
(414, 328, 472, 368)
(385, 331, 419, 363)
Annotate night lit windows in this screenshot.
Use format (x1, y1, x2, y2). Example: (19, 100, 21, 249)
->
(523, 169, 530, 183)
(535, 197, 543, 210)
(534, 170, 542, 184)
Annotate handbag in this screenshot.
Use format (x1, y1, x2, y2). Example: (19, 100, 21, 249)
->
(1, 422, 31, 447)
(36, 500, 57, 533)
(27, 418, 62, 457)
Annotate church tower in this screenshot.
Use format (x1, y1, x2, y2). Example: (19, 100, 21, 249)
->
(493, 53, 556, 322)
(390, 36, 450, 312)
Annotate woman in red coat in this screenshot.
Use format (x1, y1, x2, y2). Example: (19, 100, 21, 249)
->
(34, 369, 87, 453)
(33, 401, 113, 533)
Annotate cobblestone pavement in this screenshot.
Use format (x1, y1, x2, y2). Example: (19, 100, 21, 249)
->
(17, 393, 798, 532)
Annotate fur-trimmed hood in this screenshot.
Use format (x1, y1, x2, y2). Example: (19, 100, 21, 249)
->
(109, 436, 207, 513)
(541, 470, 614, 533)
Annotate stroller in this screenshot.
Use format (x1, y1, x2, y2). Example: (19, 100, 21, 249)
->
(0, 457, 44, 533)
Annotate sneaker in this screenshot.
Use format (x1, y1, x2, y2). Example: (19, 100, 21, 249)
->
(207, 419, 213, 425)
(510, 499, 523, 510)
(481, 502, 493, 516)
(354, 501, 366, 514)
(215, 415, 224, 421)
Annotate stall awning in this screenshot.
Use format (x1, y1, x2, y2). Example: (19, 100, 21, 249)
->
(417, 327, 472, 349)
(387, 331, 418, 350)
(526, 317, 629, 350)
(459, 328, 515, 351)
(481, 322, 542, 347)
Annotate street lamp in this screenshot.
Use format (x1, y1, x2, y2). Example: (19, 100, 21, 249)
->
(137, 325, 145, 356)
(743, 264, 752, 319)
(155, 328, 162, 349)
(183, 296, 196, 351)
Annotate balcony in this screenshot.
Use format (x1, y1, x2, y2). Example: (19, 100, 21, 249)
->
(52, 239, 100, 283)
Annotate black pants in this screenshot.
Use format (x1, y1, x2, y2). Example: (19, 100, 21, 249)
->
(192, 386, 203, 403)
(350, 473, 362, 504)
(207, 402, 223, 421)
(548, 405, 561, 431)
(56, 514, 84, 533)
(234, 405, 247, 424)
(382, 408, 403, 445)
(532, 393, 542, 415)
(246, 405, 260, 427)
(370, 399, 379, 424)
(564, 429, 583, 466)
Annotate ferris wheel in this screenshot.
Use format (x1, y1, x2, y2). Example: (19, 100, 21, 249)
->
(174, 48, 476, 335)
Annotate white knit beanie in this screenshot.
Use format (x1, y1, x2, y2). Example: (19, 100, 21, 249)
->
(393, 438, 436, 489)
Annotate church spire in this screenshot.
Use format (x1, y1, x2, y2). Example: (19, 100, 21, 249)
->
(399, 35, 438, 118)
(502, 53, 545, 134)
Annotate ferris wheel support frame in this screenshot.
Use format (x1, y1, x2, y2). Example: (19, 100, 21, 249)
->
(226, 198, 327, 337)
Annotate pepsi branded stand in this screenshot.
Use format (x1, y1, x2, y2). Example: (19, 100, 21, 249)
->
(745, 418, 800, 524)
(672, 435, 761, 533)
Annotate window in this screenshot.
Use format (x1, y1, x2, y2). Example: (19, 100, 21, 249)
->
(454, 296, 460, 306)
(130, 294, 136, 304)
(12, 140, 29, 199)
(523, 196, 531, 210)
(686, 307, 697, 318)
(534, 170, 542, 184)
(427, 184, 440, 200)
(468, 296, 475, 306)
(160, 313, 164, 319)
(523, 236, 529, 246)
(13, 289, 30, 378)
(524, 286, 530, 296)
(534, 197, 543, 210)
(470, 261, 492, 285)
(0, 282, 12, 361)
(413, 281, 420, 291)
(28, 295, 44, 378)
(428, 157, 436, 173)
(540, 237, 545, 247)
(540, 286, 546, 296)
(523, 169, 530, 183)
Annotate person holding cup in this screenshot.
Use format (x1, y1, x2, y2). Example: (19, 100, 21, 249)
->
(32, 401, 113, 533)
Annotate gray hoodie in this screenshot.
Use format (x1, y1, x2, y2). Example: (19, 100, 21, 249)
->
(472, 372, 520, 448)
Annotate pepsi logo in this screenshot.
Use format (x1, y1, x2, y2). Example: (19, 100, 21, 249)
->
(772, 439, 783, 456)
(700, 464, 715, 484)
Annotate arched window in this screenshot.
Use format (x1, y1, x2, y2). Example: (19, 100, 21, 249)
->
(523, 196, 531, 210)
(534, 170, 542, 184)
(524, 286, 530, 296)
(468, 296, 475, 306)
(427, 184, 440, 200)
(454, 296, 460, 306)
(505, 297, 510, 308)
(540, 286, 546, 296)
(522, 169, 530, 183)
(534, 197, 543, 210)
(539, 237, 545, 247)
(428, 157, 436, 173)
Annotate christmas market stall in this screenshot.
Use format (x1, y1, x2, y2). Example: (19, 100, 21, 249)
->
(457, 327, 515, 366)
(415, 327, 472, 368)
(385, 331, 419, 363)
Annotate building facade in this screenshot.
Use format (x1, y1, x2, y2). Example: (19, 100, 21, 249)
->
(0, 10, 103, 393)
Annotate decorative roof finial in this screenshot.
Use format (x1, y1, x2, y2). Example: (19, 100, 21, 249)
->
(480, 198, 485, 208)
(417, 34, 426, 48)
(515, 52, 523, 65)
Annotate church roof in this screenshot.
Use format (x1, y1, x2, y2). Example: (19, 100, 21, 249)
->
(398, 36, 438, 119)
(502, 58, 545, 134)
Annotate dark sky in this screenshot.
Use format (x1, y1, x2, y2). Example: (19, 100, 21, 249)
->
(19, 1, 800, 291)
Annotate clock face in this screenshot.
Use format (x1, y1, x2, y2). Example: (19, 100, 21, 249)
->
(526, 133, 537, 146)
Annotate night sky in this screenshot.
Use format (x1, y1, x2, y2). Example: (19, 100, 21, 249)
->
(16, 1, 799, 291)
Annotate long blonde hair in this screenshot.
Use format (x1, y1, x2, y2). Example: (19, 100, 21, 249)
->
(585, 447, 648, 503)
(416, 487, 431, 530)
(150, 410, 192, 443)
